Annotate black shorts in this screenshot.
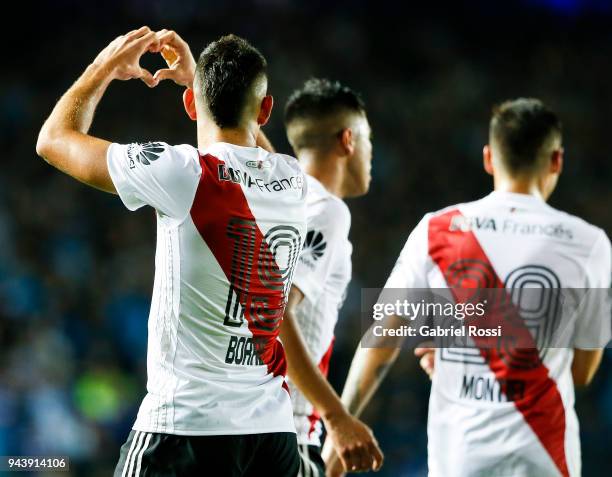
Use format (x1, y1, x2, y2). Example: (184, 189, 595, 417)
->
(114, 430, 299, 477)
(297, 444, 325, 477)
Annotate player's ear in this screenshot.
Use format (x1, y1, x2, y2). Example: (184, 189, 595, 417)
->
(550, 148, 563, 174)
(257, 95, 273, 126)
(183, 88, 197, 121)
(483, 145, 494, 175)
(339, 128, 355, 156)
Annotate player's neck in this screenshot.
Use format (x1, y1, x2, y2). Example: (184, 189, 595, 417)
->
(298, 151, 346, 199)
(197, 124, 258, 150)
(494, 176, 545, 200)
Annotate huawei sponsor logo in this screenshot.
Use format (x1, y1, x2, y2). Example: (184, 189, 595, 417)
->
(127, 142, 165, 168)
(299, 230, 327, 269)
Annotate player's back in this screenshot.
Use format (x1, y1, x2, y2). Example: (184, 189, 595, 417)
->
(389, 191, 610, 477)
(107, 141, 307, 436)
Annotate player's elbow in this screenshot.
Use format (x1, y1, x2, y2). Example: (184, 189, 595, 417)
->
(36, 128, 54, 163)
(36, 120, 67, 164)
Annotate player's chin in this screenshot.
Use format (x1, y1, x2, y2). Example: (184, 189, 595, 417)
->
(359, 176, 372, 195)
(347, 177, 371, 198)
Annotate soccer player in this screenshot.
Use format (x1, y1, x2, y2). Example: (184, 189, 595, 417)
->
(160, 32, 383, 474)
(280, 78, 378, 477)
(324, 99, 611, 477)
(37, 28, 308, 476)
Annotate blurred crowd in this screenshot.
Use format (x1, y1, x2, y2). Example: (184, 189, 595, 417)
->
(1, 1, 611, 475)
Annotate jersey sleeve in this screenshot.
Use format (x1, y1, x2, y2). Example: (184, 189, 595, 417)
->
(572, 230, 612, 349)
(107, 142, 201, 221)
(384, 214, 431, 289)
(292, 200, 349, 304)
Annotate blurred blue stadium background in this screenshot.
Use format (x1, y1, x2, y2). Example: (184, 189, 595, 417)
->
(1, 1, 611, 475)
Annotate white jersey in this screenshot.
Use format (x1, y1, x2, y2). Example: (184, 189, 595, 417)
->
(385, 191, 611, 477)
(107, 141, 307, 435)
(288, 176, 352, 446)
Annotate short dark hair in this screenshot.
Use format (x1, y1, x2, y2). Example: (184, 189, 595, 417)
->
(490, 98, 562, 174)
(196, 35, 267, 128)
(284, 78, 365, 126)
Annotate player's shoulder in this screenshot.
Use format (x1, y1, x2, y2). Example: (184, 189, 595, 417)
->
(417, 201, 469, 226)
(317, 195, 351, 234)
(122, 141, 199, 166)
(305, 176, 351, 233)
(413, 196, 506, 237)
(270, 151, 301, 169)
(270, 152, 306, 182)
(424, 193, 608, 247)
(544, 203, 609, 247)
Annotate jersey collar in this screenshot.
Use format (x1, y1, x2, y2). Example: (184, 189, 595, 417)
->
(487, 190, 548, 205)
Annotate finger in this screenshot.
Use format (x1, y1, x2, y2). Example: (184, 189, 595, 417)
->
(414, 346, 435, 358)
(338, 448, 351, 473)
(426, 354, 435, 375)
(155, 28, 169, 41)
(157, 29, 177, 46)
(123, 28, 142, 38)
(368, 441, 384, 471)
(153, 68, 179, 84)
(126, 26, 151, 40)
(420, 354, 430, 372)
(133, 31, 159, 51)
(420, 354, 434, 377)
(157, 30, 188, 52)
(355, 444, 372, 472)
(344, 446, 365, 473)
(356, 444, 373, 472)
(139, 68, 158, 88)
(148, 39, 163, 53)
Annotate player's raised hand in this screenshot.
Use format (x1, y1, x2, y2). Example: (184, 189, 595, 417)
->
(92, 26, 160, 87)
(323, 412, 383, 473)
(153, 29, 196, 88)
(415, 345, 435, 379)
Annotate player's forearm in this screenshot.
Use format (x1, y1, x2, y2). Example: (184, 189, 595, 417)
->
(37, 64, 110, 158)
(341, 345, 399, 417)
(572, 348, 603, 386)
(280, 312, 346, 419)
(36, 63, 115, 192)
